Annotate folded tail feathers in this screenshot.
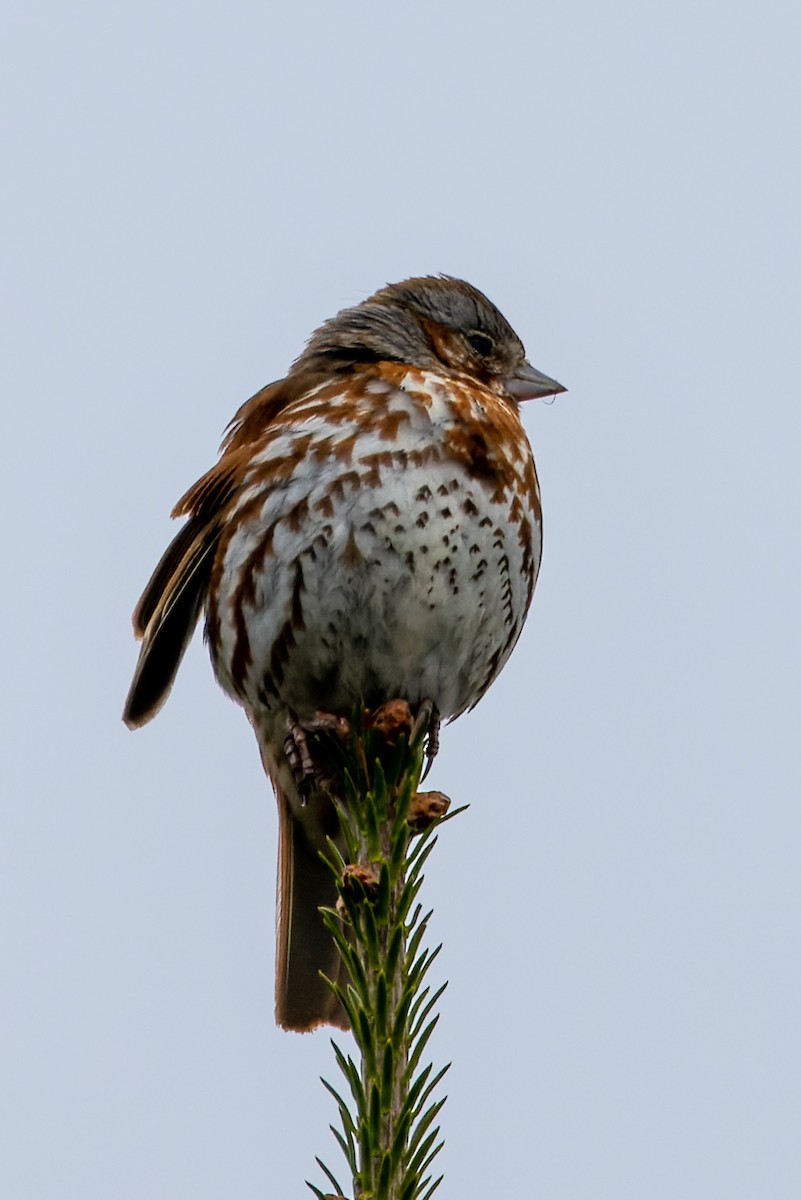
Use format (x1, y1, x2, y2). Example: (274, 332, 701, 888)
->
(275, 785, 348, 1032)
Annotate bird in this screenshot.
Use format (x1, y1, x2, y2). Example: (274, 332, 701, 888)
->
(123, 275, 565, 1030)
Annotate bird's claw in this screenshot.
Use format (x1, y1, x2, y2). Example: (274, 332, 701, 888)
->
(283, 716, 317, 796)
(410, 699, 440, 781)
(284, 710, 350, 798)
(287, 701, 440, 794)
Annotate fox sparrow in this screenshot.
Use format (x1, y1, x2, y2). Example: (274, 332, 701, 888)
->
(124, 276, 564, 1030)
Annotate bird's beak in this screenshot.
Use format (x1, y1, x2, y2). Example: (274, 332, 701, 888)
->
(506, 359, 567, 401)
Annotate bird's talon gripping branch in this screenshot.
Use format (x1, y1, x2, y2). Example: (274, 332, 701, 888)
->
(409, 698, 433, 748)
(418, 702, 441, 781)
(285, 711, 353, 795)
(283, 715, 318, 795)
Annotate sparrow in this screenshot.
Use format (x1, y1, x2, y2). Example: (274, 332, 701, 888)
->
(124, 275, 564, 1029)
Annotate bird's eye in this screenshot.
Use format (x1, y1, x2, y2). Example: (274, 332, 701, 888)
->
(466, 331, 494, 357)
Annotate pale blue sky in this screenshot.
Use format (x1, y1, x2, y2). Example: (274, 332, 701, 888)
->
(3, 1, 800, 1196)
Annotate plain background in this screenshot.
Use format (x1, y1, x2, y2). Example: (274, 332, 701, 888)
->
(3, 1, 800, 1196)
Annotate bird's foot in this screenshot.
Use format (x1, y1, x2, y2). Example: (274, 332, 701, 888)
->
(409, 699, 440, 780)
(284, 710, 349, 797)
(283, 716, 317, 796)
(285, 700, 440, 794)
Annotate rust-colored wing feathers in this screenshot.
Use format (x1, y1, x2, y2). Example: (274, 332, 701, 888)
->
(123, 377, 301, 730)
(219, 377, 309, 455)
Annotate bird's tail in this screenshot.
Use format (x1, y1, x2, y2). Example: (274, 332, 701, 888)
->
(274, 783, 348, 1031)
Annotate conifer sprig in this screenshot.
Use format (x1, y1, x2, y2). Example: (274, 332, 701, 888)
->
(306, 702, 457, 1200)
